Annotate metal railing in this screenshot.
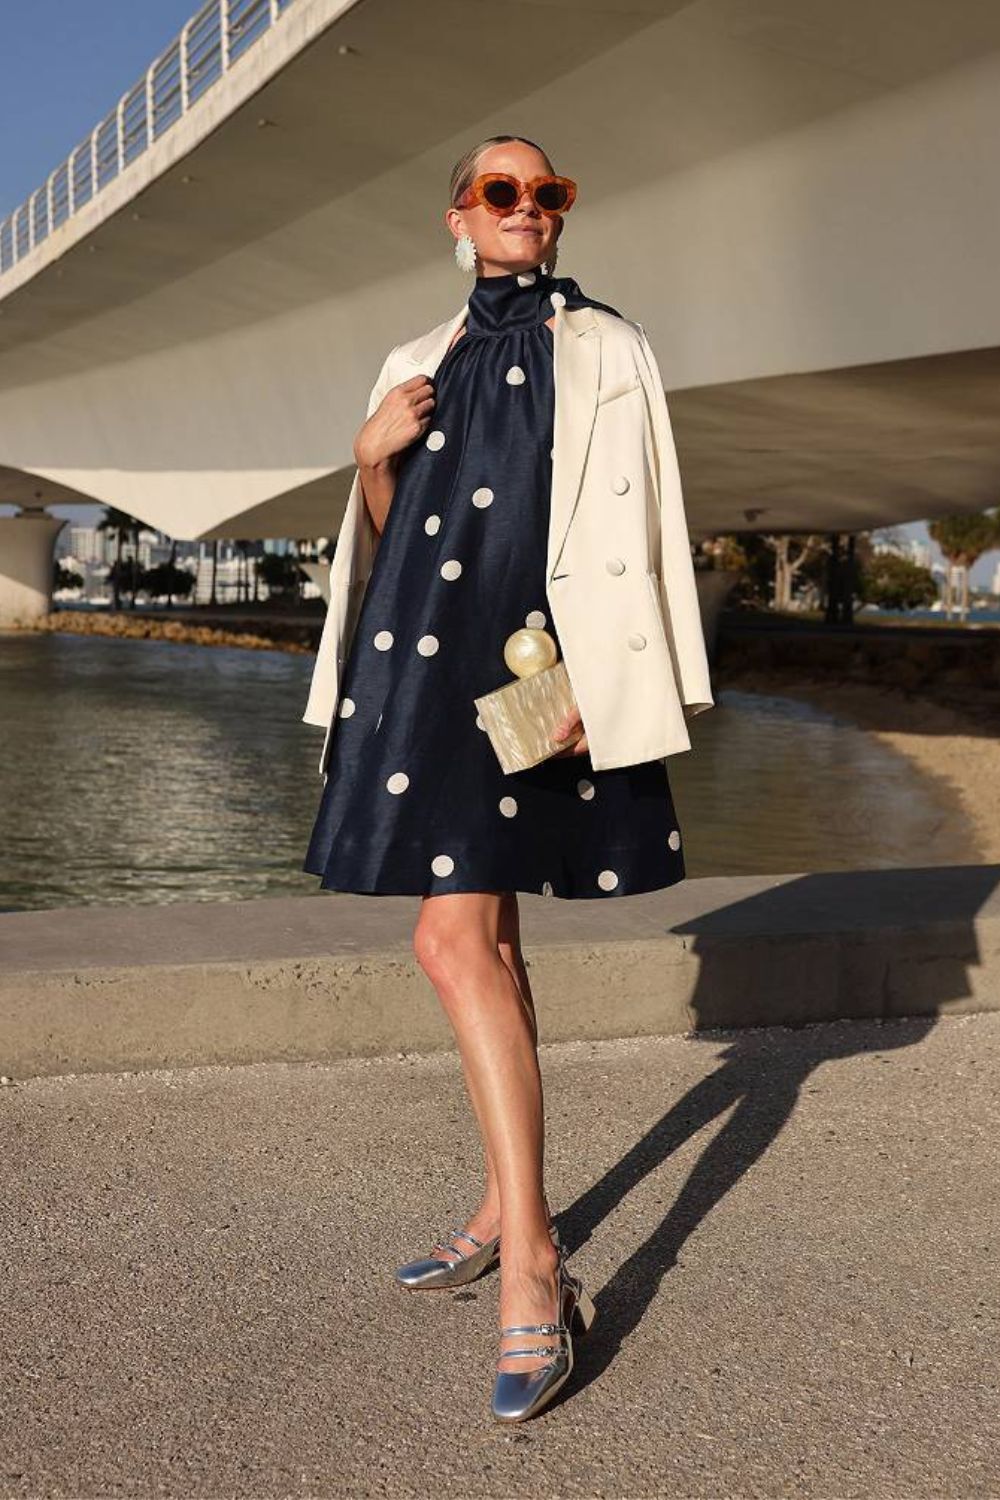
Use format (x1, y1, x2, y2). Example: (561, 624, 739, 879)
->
(0, 0, 298, 279)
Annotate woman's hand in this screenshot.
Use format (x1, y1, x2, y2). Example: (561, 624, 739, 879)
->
(550, 705, 589, 758)
(354, 375, 436, 468)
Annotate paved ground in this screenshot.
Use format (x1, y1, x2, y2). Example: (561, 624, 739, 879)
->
(3, 1013, 998, 1499)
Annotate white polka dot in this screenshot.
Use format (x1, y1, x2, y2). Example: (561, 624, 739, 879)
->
(517, 272, 536, 286)
(541, 880, 554, 896)
(499, 796, 518, 818)
(386, 772, 409, 795)
(431, 854, 454, 878)
(373, 630, 394, 650)
(472, 487, 494, 508)
(577, 779, 595, 801)
(525, 610, 547, 629)
(550, 291, 566, 308)
(506, 365, 526, 386)
(668, 828, 681, 850)
(550, 446, 555, 460)
(417, 635, 439, 656)
(440, 559, 462, 581)
(424, 514, 441, 535)
(597, 869, 619, 891)
(475, 713, 486, 731)
(338, 696, 356, 718)
(426, 430, 445, 451)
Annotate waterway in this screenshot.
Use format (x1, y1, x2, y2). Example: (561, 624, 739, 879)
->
(0, 632, 975, 912)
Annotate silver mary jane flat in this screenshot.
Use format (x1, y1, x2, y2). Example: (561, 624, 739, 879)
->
(395, 1218, 561, 1291)
(490, 1245, 596, 1423)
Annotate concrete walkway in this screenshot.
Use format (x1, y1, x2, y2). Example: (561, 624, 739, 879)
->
(4, 866, 1000, 1078)
(3, 1012, 997, 1498)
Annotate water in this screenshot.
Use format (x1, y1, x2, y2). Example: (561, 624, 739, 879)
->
(867, 606, 1000, 624)
(0, 633, 975, 911)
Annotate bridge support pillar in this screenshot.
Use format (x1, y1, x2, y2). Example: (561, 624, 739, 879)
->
(824, 531, 857, 626)
(0, 509, 66, 626)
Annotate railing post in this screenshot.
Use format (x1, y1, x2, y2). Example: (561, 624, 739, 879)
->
(46, 173, 55, 234)
(145, 64, 155, 147)
(68, 150, 76, 216)
(180, 21, 190, 111)
(116, 97, 125, 173)
(220, 0, 230, 71)
(90, 125, 98, 194)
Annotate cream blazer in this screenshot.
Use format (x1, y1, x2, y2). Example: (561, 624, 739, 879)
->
(302, 298, 715, 776)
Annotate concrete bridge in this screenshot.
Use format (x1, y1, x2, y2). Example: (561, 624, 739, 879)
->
(3, 0, 1000, 622)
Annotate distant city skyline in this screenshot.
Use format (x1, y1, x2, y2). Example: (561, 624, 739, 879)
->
(4, 504, 993, 590)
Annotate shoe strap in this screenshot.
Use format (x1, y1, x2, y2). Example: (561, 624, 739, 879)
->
(501, 1321, 569, 1336)
(451, 1228, 485, 1250)
(500, 1346, 563, 1360)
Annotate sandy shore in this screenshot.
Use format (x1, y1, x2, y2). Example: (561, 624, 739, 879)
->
(725, 668, 1000, 865)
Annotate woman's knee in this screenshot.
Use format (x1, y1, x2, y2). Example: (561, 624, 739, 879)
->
(413, 894, 501, 987)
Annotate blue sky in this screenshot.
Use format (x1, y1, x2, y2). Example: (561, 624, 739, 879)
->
(0, 2, 197, 215)
(1, 4, 997, 586)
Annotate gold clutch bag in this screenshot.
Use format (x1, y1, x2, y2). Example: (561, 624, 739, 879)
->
(474, 628, 583, 774)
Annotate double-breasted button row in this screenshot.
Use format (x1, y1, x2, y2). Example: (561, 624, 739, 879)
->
(606, 474, 641, 647)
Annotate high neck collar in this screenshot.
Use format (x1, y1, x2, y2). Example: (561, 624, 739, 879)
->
(465, 267, 608, 335)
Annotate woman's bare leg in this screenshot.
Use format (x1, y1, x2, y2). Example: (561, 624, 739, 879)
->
(421, 891, 549, 1255)
(413, 891, 560, 1371)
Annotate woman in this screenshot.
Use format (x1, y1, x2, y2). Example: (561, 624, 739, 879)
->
(303, 135, 713, 1422)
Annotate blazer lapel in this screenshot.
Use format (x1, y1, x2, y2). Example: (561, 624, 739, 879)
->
(549, 303, 599, 582)
(402, 304, 470, 373)
(402, 297, 601, 585)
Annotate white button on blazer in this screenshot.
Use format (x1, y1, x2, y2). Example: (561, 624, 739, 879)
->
(303, 298, 715, 777)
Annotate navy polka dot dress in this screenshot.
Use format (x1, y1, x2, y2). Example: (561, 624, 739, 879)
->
(303, 267, 686, 899)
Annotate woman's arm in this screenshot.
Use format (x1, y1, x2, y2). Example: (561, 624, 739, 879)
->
(353, 370, 437, 536)
(352, 324, 476, 535)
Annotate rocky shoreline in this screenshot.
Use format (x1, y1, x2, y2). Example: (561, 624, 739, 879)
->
(25, 609, 318, 654)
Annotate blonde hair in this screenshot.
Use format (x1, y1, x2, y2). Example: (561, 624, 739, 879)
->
(449, 135, 554, 208)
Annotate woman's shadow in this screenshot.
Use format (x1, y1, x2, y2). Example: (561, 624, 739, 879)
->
(547, 862, 999, 1400)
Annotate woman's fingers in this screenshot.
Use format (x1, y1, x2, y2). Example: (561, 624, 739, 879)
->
(550, 707, 588, 757)
(356, 378, 436, 466)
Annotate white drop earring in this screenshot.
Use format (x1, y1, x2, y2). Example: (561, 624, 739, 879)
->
(542, 243, 559, 276)
(455, 233, 478, 273)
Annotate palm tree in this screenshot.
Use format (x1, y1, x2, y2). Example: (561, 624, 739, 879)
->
(96, 506, 134, 609)
(234, 540, 252, 604)
(928, 510, 1000, 621)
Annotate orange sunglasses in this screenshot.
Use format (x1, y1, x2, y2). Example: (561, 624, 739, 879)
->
(456, 173, 577, 217)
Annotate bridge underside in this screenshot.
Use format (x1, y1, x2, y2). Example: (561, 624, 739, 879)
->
(1, 0, 999, 543)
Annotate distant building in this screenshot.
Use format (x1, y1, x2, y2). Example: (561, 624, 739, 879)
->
(872, 533, 934, 570)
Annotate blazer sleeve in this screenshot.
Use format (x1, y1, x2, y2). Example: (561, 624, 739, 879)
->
(300, 345, 400, 731)
(633, 326, 715, 720)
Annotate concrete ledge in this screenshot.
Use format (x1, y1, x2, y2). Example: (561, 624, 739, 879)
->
(2, 867, 999, 1078)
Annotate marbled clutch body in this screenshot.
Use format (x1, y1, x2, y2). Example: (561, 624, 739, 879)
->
(474, 628, 583, 774)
